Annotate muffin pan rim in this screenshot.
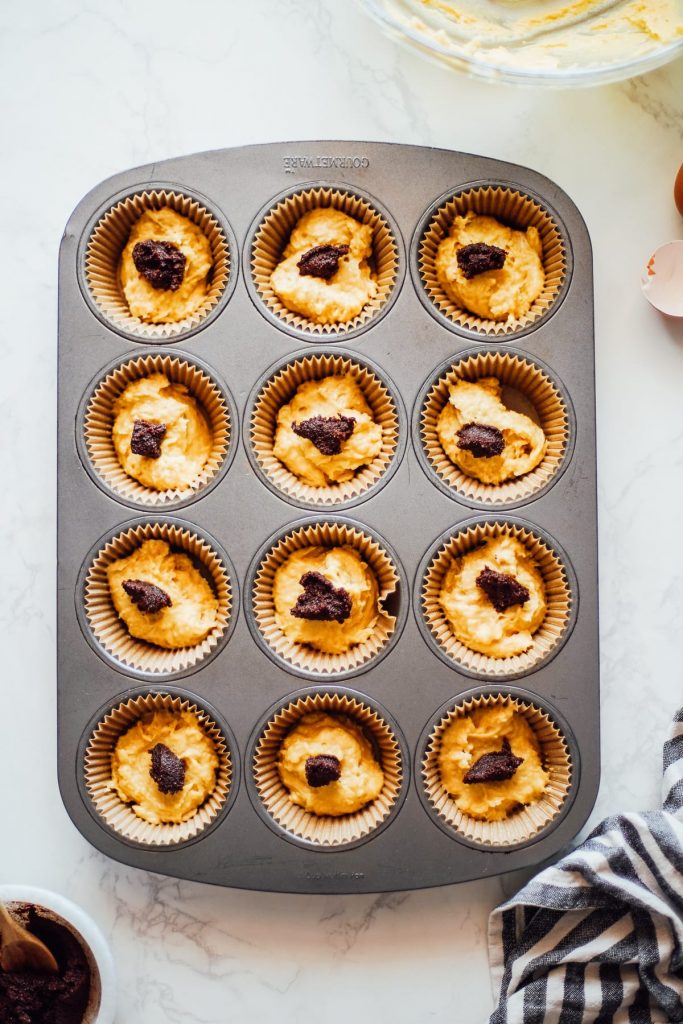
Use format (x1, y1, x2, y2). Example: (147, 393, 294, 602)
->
(244, 684, 411, 853)
(413, 684, 581, 851)
(411, 344, 577, 511)
(242, 179, 407, 343)
(75, 346, 239, 513)
(413, 513, 580, 682)
(244, 513, 410, 682)
(75, 684, 241, 851)
(76, 179, 239, 345)
(74, 514, 239, 682)
(243, 344, 408, 512)
(409, 178, 574, 343)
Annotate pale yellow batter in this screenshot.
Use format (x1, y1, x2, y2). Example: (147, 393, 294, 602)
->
(278, 712, 384, 816)
(120, 207, 213, 324)
(112, 373, 213, 490)
(437, 377, 546, 484)
(111, 709, 218, 824)
(273, 546, 380, 654)
(270, 208, 377, 324)
(107, 539, 218, 649)
(390, 0, 683, 76)
(435, 212, 544, 322)
(273, 375, 382, 487)
(438, 704, 549, 821)
(439, 535, 546, 658)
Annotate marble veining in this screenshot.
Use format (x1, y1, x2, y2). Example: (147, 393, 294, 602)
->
(1, 1, 683, 1021)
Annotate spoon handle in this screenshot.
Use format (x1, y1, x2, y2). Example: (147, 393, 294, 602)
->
(0, 903, 17, 941)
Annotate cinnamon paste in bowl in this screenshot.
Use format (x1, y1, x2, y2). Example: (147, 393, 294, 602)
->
(0, 904, 91, 1024)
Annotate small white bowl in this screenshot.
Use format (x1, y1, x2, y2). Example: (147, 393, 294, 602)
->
(641, 240, 683, 318)
(0, 885, 116, 1024)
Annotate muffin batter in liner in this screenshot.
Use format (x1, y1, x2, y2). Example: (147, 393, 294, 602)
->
(418, 185, 567, 336)
(420, 520, 572, 678)
(83, 351, 231, 506)
(84, 188, 230, 340)
(251, 521, 399, 675)
(250, 187, 399, 335)
(250, 351, 400, 506)
(83, 521, 232, 675)
(422, 693, 572, 846)
(84, 691, 231, 846)
(253, 691, 402, 846)
(419, 349, 570, 506)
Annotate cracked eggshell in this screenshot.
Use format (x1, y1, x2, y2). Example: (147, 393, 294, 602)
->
(641, 240, 683, 318)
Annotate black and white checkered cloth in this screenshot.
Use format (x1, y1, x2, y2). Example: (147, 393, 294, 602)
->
(488, 707, 683, 1024)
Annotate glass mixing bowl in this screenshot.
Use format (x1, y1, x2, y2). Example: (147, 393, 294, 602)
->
(357, 0, 683, 87)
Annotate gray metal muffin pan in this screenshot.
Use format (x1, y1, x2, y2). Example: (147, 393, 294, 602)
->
(58, 141, 599, 894)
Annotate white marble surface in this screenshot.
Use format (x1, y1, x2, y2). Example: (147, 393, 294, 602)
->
(2, 2, 683, 1021)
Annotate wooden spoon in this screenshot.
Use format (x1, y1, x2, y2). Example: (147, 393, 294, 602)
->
(0, 903, 59, 973)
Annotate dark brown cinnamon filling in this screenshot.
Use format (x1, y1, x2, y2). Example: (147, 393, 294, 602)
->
(132, 238, 186, 290)
(290, 571, 352, 624)
(291, 414, 356, 456)
(463, 738, 524, 784)
(297, 244, 349, 280)
(476, 566, 530, 614)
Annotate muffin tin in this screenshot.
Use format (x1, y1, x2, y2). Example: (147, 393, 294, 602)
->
(58, 141, 599, 893)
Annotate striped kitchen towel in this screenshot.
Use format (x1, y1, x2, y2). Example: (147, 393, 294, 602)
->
(488, 707, 683, 1024)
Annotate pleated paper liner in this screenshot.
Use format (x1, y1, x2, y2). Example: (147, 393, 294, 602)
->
(83, 351, 231, 507)
(421, 520, 572, 678)
(252, 521, 399, 675)
(250, 186, 399, 336)
(418, 185, 567, 337)
(253, 691, 402, 846)
(250, 352, 400, 506)
(83, 521, 231, 675)
(84, 691, 231, 847)
(419, 349, 570, 506)
(84, 188, 230, 341)
(422, 692, 572, 847)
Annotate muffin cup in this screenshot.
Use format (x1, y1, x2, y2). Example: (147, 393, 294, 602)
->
(417, 348, 573, 507)
(248, 184, 401, 337)
(80, 519, 233, 677)
(251, 690, 404, 847)
(83, 690, 232, 847)
(415, 183, 569, 337)
(421, 692, 573, 847)
(418, 518, 575, 679)
(248, 518, 402, 677)
(82, 186, 232, 341)
(80, 350, 233, 508)
(248, 349, 403, 508)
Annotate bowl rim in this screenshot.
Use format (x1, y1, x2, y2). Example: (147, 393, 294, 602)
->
(356, 0, 683, 88)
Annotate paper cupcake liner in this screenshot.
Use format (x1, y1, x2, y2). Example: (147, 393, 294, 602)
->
(250, 186, 399, 336)
(422, 692, 572, 847)
(418, 185, 567, 337)
(251, 521, 399, 675)
(83, 691, 231, 847)
(419, 349, 571, 506)
(82, 351, 231, 507)
(83, 521, 232, 675)
(84, 188, 231, 340)
(420, 520, 573, 678)
(250, 351, 400, 507)
(253, 691, 402, 846)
